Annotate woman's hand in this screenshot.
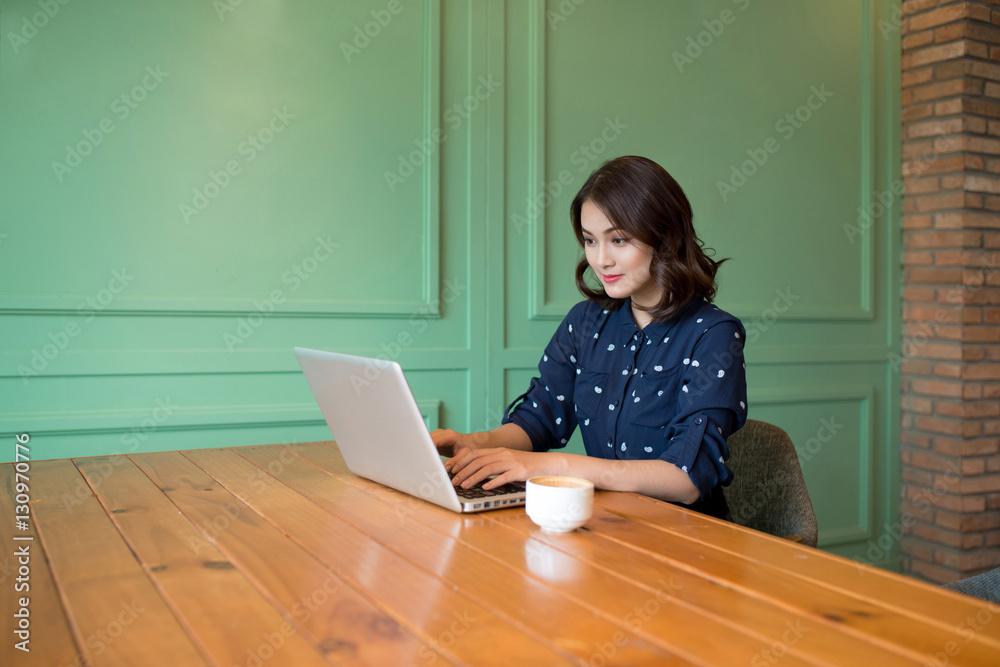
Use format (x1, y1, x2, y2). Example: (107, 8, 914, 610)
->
(429, 428, 490, 460)
(445, 447, 564, 490)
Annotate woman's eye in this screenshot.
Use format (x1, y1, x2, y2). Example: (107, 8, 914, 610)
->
(584, 238, 595, 246)
(613, 237, 628, 245)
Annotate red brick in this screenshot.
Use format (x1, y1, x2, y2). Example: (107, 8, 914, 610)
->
(961, 533, 985, 548)
(935, 324, 965, 340)
(914, 522, 964, 546)
(904, 358, 935, 375)
(910, 156, 966, 177)
(969, 59, 1000, 82)
(962, 437, 1000, 455)
(963, 363, 1000, 379)
(902, 430, 934, 447)
(908, 139, 939, 160)
(912, 78, 982, 102)
(937, 548, 1000, 571)
(973, 2, 996, 22)
(904, 64, 936, 89)
(902, 0, 940, 16)
(966, 174, 1000, 194)
(905, 285, 938, 300)
(910, 559, 958, 584)
(964, 96, 1000, 119)
(935, 250, 965, 265)
(974, 513, 1000, 534)
(941, 174, 966, 190)
(969, 115, 989, 133)
(963, 306, 983, 322)
(934, 362, 964, 377)
(904, 102, 937, 123)
(987, 80, 1000, 98)
(916, 415, 967, 435)
(935, 508, 962, 530)
(905, 305, 963, 322)
(912, 41, 974, 67)
(904, 215, 935, 230)
(935, 212, 1000, 229)
(911, 450, 962, 472)
(969, 400, 1000, 417)
(936, 19, 1000, 44)
(904, 176, 942, 195)
(908, 4, 970, 32)
(933, 98, 964, 117)
(908, 116, 967, 138)
(911, 378, 965, 397)
(962, 457, 987, 475)
(915, 193, 968, 212)
(907, 230, 980, 248)
(965, 345, 989, 360)
(905, 466, 937, 486)
(933, 58, 969, 80)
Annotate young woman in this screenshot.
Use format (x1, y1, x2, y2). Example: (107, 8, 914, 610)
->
(431, 155, 747, 519)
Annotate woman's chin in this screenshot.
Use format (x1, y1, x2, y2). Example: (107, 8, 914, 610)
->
(602, 283, 631, 299)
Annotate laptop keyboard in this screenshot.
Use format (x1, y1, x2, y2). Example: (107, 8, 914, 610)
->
(451, 477, 526, 499)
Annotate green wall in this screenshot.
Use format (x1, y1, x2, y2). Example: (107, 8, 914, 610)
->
(0, 1, 901, 565)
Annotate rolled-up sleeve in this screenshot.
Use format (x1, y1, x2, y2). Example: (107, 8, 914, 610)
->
(660, 319, 747, 499)
(502, 305, 584, 452)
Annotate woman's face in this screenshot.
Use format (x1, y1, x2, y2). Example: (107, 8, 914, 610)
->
(580, 199, 661, 309)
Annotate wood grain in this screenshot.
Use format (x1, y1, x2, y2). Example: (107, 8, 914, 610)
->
(0, 463, 80, 667)
(297, 441, 934, 667)
(23, 459, 209, 667)
(184, 445, 570, 666)
(10, 441, 998, 667)
(130, 448, 449, 667)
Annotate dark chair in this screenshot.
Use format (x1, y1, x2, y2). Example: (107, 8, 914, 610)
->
(724, 419, 819, 547)
(942, 566, 1000, 603)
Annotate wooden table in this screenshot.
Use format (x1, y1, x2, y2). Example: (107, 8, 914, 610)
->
(3, 441, 999, 666)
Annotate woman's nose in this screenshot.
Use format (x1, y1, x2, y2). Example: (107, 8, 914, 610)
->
(596, 243, 611, 268)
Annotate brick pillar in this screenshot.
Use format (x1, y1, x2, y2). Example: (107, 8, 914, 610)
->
(900, 0, 1000, 583)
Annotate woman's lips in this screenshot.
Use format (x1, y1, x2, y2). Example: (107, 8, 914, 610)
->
(602, 274, 622, 283)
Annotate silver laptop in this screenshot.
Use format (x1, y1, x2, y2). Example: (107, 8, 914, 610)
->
(294, 347, 526, 513)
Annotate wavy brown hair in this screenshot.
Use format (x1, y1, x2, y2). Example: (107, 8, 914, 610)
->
(571, 155, 728, 322)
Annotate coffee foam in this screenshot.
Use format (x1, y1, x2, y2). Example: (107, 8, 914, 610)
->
(530, 476, 592, 489)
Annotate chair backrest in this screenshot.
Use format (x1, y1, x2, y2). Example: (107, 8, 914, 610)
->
(724, 419, 818, 547)
(943, 566, 1000, 603)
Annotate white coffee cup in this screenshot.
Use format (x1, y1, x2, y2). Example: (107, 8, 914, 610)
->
(526, 476, 594, 534)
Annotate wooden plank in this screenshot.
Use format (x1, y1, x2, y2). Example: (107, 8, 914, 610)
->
(75, 455, 331, 667)
(238, 444, 698, 667)
(583, 493, 1000, 664)
(596, 491, 1000, 637)
(129, 449, 449, 667)
(0, 463, 80, 667)
(297, 441, 930, 667)
(24, 459, 209, 667)
(183, 445, 572, 666)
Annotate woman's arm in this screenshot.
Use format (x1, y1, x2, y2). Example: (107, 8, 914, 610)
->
(442, 440, 700, 505)
(430, 423, 532, 457)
